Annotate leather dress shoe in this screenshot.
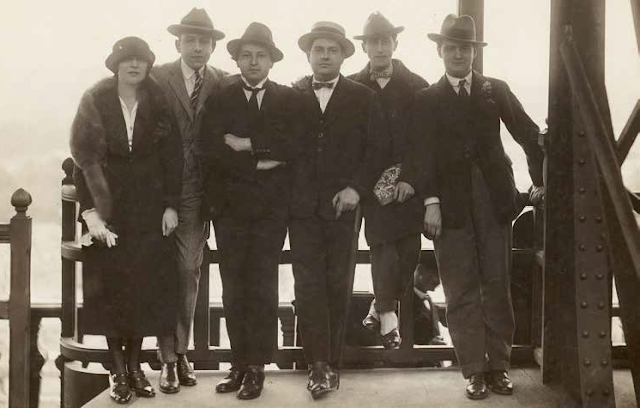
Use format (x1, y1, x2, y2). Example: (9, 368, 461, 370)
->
(465, 372, 488, 400)
(380, 328, 402, 349)
(159, 362, 180, 394)
(128, 370, 155, 398)
(326, 364, 340, 391)
(216, 366, 245, 393)
(307, 362, 332, 400)
(362, 313, 380, 332)
(177, 354, 197, 386)
(109, 373, 132, 404)
(237, 366, 265, 400)
(487, 370, 513, 395)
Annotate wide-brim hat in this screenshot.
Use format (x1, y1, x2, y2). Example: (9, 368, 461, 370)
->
(227, 22, 284, 62)
(353, 11, 404, 40)
(298, 21, 355, 58)
(105, 36, 156, 74)
(168, 8, 225, 41)
(427, 14, 488, 47)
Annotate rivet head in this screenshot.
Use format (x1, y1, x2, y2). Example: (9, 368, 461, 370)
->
(579, 244, 587, 251)
(581, 331, 590, 338)
(581, 302, 588, 309)
(578, 187, 587, 194)
(578, 158, 586, 165)
(603, 388, 610, 396)
(583, 358, 592, 367)
(596, 273, 604, 280)
(599, 331, 607, 338)
(601, 360, 608, 367)
(580, 273, 588, 280)
(595, 215, 602, 223)
(578, 215, 587, 222)
(596, 245, 604, 252)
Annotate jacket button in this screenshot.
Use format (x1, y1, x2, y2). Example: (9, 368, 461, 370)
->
(318, 132, 324, 138)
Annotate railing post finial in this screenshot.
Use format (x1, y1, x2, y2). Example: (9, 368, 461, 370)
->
(11, 188, 32, 215)
(62, 158, 75, 186)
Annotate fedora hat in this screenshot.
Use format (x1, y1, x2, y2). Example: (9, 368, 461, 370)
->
(298, 21, 355, 58)
(227, 22, 284, 62)
(353, 11, 404, 40)
(168, 8, 225, 41)
(428, 14, 487, 47)
(105, 36, 155, 74)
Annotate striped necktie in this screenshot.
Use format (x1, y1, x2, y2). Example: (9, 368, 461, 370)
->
(190, 70, 203, 110)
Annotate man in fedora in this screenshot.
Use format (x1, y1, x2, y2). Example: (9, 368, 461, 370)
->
(348, 11, 429, 349)
(414, 14, 544, 399)
(151, 7, 227, 394)
(200, 21, 298, 400)
(290, 21, 384, 400)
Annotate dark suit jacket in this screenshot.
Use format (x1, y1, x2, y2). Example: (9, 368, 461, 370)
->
(413, 71, 544, 228)
(290, 75, 384, 222)
(200, 75, 299, 220)
(348, 59, 429, 244)
(151, 60, 227, 197)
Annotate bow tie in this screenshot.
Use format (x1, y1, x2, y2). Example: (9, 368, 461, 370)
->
(313, 81, 334, 90)
(243, 85, 264, 93)
(370, 70, 392, 81)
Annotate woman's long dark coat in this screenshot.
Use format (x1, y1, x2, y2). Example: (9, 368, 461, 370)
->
(70, 76, 183, 337)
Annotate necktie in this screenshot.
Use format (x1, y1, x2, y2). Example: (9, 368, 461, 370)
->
(458, 79, 469, 101)
(190, 70, 203, 110)
(370, 70, 392, 81)
(243, 85, 263, 122)
(313, 81, 334, 90)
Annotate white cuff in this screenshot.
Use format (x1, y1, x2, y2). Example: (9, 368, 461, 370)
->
(424, 197, 440, 206)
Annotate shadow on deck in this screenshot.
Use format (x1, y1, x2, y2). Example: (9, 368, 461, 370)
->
(84, 367, 637, 408)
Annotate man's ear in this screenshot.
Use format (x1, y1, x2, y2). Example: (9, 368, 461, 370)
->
(393, 38, 398, 52)
(360, 41, 367, 53)
(175, 39, 181, 53)
(211, 40, 217, 52)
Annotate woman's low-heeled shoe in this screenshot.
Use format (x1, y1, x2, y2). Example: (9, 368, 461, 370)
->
(109, 373, 132, 404)
(128, 370, 156, 398)
(362, 314, 381, 332)
(380, 328, 402, 349)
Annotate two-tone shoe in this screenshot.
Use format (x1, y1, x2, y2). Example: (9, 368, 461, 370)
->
(128, 370, 155, 398)
(109, 373, 132, 404)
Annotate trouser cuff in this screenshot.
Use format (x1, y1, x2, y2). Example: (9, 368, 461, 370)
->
(461, 361, 489, 378)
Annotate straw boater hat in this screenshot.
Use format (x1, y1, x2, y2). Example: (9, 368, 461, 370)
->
(105, 36, 156, 74)
(167, 8, 225, 41)
(427, 14, 488, 47)
(298, 21, 355, 58)
(227, 22, 284, 62)
(353, 11, 404, 40)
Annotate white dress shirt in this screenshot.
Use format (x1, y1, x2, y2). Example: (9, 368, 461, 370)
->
(241, 76, 268, 109)
(312, 75, 340, 113)
(119, 97, 138, 151)
(181, 59, 205, 97)
(446, 71, 473, 95)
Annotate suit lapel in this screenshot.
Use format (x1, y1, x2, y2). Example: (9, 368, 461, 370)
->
(195, 65, 219, 118)
(168, 59, 194, 121)
(436, 74, 469, 135)
(322, 75, 348, 126)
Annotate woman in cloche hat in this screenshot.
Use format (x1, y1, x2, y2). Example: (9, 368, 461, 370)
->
(69, 36, 182, 404)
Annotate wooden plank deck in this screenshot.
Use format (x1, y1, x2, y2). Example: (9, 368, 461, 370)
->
(85, 367, 637, 408)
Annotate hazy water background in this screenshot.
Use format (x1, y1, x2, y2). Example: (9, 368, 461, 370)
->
(0, 1, 638, 406)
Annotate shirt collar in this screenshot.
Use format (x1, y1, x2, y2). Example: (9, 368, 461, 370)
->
(241, 76, 269, 90)
(181, 59, 204, 80)
(369, 63, 393, 76)
(312, 75, 340, 86)
(445, 71, 473, 88)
